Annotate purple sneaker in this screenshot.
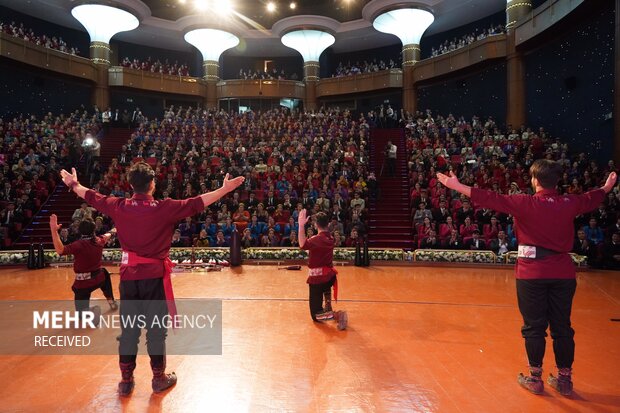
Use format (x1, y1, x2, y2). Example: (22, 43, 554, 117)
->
(118, 379, 134, 397)
(315, 311, 334, 321)
(335, 311, 348, 330)
(548, 370, 573, 396)
(518, 373, 544, 394)
(152, 372, 177, 393)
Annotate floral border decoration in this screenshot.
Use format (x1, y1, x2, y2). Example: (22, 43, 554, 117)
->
(0, 248, 586, 266)
(413, 249, 496, 264)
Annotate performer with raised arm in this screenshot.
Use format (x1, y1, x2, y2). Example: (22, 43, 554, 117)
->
(49, 214, 118, 316)
(60, 163, 244, 396)
(298, 209, 347, 330)
(437, 160, 617, 396)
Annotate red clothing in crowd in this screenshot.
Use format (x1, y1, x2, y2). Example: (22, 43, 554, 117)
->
(301, 230, 336, 284)
(62, 236, 106, 288)
(470, 187, 605, 280)
(85, 191, 204, 281)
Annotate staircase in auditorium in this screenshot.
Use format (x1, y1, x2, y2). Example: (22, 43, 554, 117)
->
(13, 127, 131, 249)
(367, 128, 413, 249)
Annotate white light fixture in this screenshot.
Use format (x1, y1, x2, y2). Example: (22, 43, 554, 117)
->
(71, 4, 139, 44)
(213, 0, 233, 14)
(194, 0, 209, 11)
(267, 2, 276, 12)
(372, 8, 434, 45)
(184, 28, 240, 61)
(281, 30, 335, 62)
(290, 2, 296, 10)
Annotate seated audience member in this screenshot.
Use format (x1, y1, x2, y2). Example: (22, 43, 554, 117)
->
(413, 202, 432, 226)
(420, 229, 440, 249)
(583, 217, 604, 245)
(465, 230, 486, 250)
(213, 230, 230, 247)
(171, 230, 185, 247)
(572, 229, 595, 262)
(459, 216, 478, 239)
(280, 230, 299, 247)
(432, 200, 451, 224)
(439, 216, 457, 240)
(178, 217, 196, 238)
(345, 227, 362, 247)
(240, 228, 256, 248)
(488, 230, 513, 256)
(445, 229, 463, 249)
(603, 232, 620, 270)
(194, 229, 211, 247)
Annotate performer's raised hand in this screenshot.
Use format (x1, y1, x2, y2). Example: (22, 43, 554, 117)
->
(298, 209, 308, 227)
(602, 171, 617, 193)
(49, 214, 61, 231)
(436, 170, 460, 190)
(222, 173, 245, 193)
(60, 167, 79, 188)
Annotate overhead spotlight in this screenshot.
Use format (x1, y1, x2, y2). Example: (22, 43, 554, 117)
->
(194, 0, 208, 11)
(178, 0, 187, 4)
(290, 2, 296, 9)
(214, 0, 232, 14)
(267, 2, 276, 12)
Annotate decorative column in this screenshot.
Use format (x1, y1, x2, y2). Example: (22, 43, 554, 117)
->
(185, 29, 239, 110)
(373, 8, 434, 116)
(281, 30, 335, 112)
(71, 5, 139, 109)
(505, 0, 532, 128)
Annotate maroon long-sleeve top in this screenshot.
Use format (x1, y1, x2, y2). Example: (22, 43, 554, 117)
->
(470, 187, 605, 279)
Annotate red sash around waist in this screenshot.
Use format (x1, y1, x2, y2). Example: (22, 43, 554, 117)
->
(308, 266, 339, 300)
(121, 251, 177, 325)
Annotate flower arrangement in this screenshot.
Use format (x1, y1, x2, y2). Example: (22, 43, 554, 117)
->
(0, 248, 589, 267)
(414, 249, 496, 264)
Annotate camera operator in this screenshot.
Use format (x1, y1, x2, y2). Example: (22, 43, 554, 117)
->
(81, 132, 100, 177)
(385, 140, 397, 177)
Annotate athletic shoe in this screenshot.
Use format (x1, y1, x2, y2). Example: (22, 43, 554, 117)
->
(315, 311, 334, 321)
(518, 373, 544, 394)
(108, 300, 118, 311)
(89, 305, 101, 327)
(152, 372, 177, 393)
(118, 379, 135, 397)
(336, 311, 348, 330)
(548, 372, 573, 396)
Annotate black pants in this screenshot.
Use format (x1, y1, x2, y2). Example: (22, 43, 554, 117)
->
(387, 158, 396, 176)
(309, 276, 336, 320)
(516, 278, 577, 369)
(73, 268, 114, 312)
(118, 277, 167, 367)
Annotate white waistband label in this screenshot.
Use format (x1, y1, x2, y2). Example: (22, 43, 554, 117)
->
(518, 245, 536, 259)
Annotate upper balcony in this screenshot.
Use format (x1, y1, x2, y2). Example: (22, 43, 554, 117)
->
(0, 32, 96, 82)
(316, 69, 403, 98)
(413, 34, 507, 83)
(108, 66, 207, 96)
(216, 79, 306, 99)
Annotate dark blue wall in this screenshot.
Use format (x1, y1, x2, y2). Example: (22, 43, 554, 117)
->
(524, 1, 614, 158)
(112, 40, 201, 77)
(321, 43, 403, 78)
(0, 6, 89, 55)
(0, 59, 92, 117)
(420, 10, 506, 59)
(417, 63, 507, 123)
(110, 89, 201, 119)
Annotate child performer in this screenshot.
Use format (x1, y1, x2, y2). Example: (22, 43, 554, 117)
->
(298, 209, 347, 330)
(50, 214, 117, 316)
